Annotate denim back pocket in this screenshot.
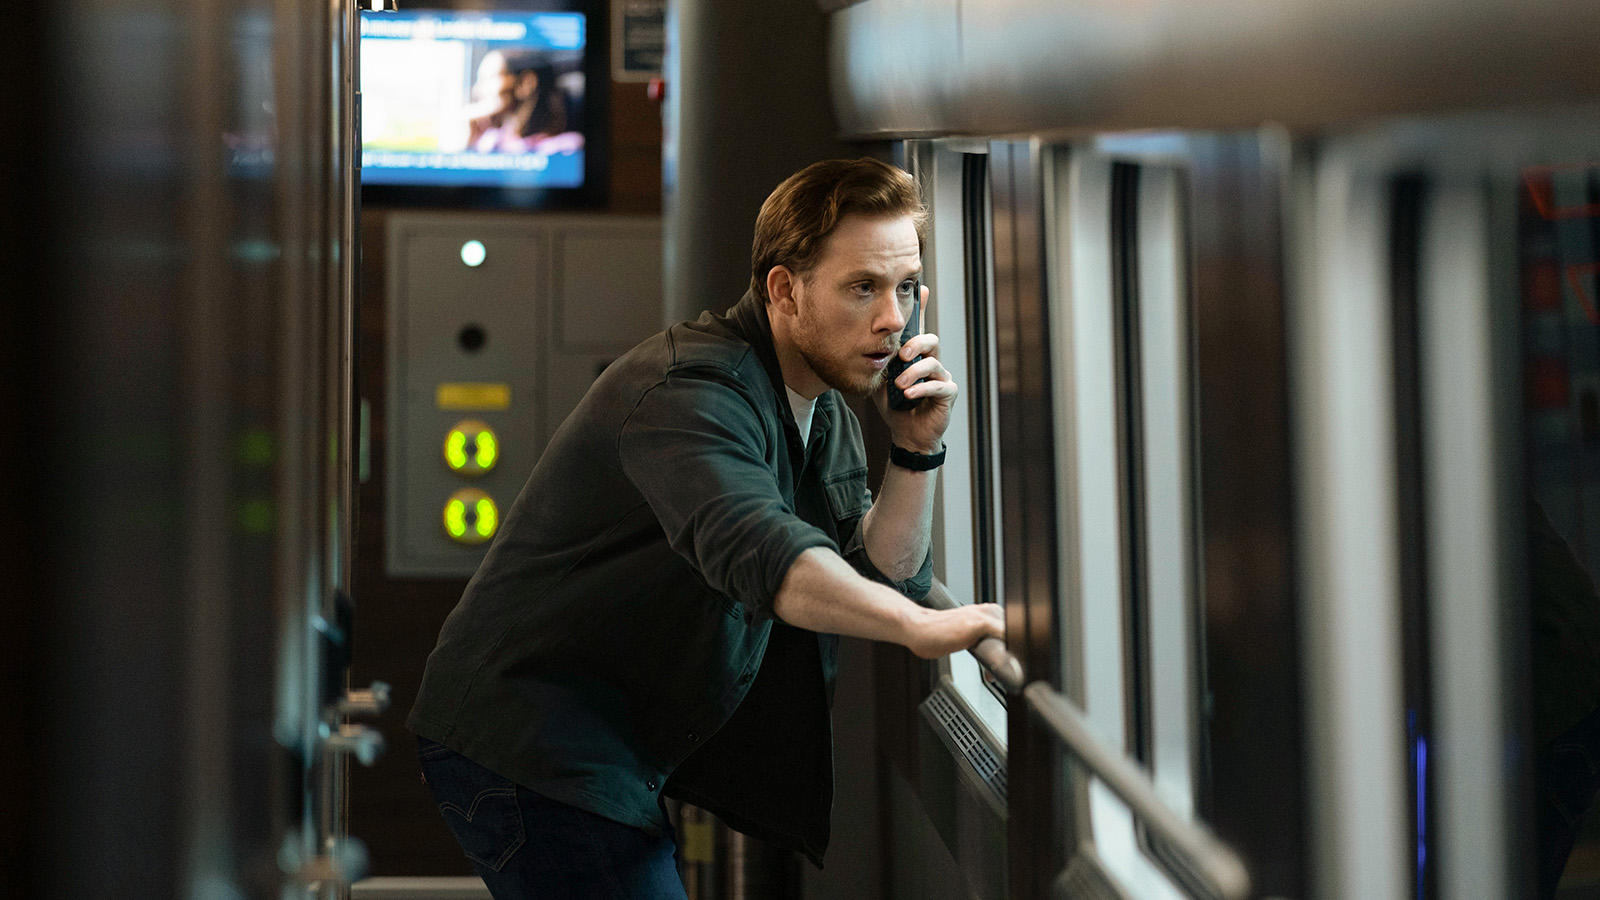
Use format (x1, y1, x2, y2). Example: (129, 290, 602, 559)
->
(417, 741, 527, 872)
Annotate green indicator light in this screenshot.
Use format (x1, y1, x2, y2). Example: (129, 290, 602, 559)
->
(475, 497, 498, 537)
(235, 429, 275, 467)
(476, 431, 498, 469)
(236, 498, 275, 534)
(445, 431, 469, 470)
(444, 499, 468, 538)
(444, 488, 497, 544)
(444, 419, 498, 475)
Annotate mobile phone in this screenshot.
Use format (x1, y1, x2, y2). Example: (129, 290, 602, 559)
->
(886, 279, 923, 412)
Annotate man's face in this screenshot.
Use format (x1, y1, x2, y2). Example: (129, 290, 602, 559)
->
(788, 213, 921, 396)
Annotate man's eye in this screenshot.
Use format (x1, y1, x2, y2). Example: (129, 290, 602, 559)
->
(897, 281, 916, 296)
(852, 282, 875, 296)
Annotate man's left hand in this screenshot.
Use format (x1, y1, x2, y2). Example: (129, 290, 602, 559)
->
(875, 315, 957, 454)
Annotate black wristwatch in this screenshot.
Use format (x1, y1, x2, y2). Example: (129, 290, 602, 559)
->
(889, 443, 946, 471)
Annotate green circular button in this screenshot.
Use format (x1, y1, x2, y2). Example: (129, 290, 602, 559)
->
(443, 488, 499, 544)
(444, 419, 500, 475)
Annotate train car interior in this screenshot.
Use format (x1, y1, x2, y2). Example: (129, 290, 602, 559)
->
(8, 2, 1600, 900)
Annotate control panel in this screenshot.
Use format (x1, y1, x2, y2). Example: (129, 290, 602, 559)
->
(385, 213, 662, 577)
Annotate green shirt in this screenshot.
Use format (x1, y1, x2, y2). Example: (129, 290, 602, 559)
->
(408, 290, 932, 864)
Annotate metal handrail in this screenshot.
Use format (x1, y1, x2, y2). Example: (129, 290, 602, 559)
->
(924, 579, 1025, 693)
(1024, 683, 1253, 900)
(921, 580, 1251, 900)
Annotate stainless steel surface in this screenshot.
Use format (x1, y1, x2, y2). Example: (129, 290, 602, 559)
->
(1286, 137, 1411, 899)
(1023, 683, 1252, 900)
(326, 723, 388, 768)
(17, 0, 356, 892)
(351, 877, 494, 899)
(829, 0, 1600, 138)
(991, 137, 1070, 900)
(271, 0, 367, 892)
(1131, 164, 1203, 823)
(1281, 110, 1600, 898)
(1416, 137, 1524, 900)
(1184, 133, 1307, 897)
(925, 579, 1025, 693)
(338, 682, 393, 717)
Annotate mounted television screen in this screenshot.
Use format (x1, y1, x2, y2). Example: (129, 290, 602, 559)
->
(359, 8, 599, 206)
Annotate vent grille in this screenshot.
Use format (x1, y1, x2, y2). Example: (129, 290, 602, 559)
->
(1053, 854, 1134, 900)
(921, 685, 1007, 806)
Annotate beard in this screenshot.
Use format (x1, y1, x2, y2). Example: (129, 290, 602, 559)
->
(799, 344, 886, 397)
(791, 303, 892, 397)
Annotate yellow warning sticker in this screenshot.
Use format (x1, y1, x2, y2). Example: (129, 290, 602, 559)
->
(436, 382, 511, 411)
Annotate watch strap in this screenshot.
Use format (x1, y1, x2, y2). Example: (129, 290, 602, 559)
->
(889, 443, 946, 471)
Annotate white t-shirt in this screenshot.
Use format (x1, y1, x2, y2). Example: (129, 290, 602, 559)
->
(785, 385, 817, 449)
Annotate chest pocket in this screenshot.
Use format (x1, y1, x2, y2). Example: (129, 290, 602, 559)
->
(823, 467, 870, 522)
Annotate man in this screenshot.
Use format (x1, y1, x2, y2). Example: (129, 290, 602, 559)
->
(408, 157, 1004, 899)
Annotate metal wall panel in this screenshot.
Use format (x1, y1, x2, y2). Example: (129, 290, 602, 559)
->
(830, 0, 1600, 139)
(6, 0, 366, 893)
(385, 213, 661, 577)
(990, 139, 1069, 900)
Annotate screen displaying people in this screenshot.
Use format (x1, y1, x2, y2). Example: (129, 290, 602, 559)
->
(359, 10, 586, 189)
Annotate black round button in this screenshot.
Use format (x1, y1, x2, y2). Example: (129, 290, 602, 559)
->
(738, 672, 752, 684)
(458, 324, 487, 353)
(687, 733, 699, 743)
(646, 779, 658, 791)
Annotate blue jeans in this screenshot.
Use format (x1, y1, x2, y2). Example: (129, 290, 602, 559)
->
(417, 737, 688, 900)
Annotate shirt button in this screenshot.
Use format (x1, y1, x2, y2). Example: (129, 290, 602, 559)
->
(647, 779, 658, 792)
(738, 671, 753, 684)
(687, 732, 699, 743)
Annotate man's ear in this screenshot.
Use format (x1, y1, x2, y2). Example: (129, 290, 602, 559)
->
(767, 266, 800, 316)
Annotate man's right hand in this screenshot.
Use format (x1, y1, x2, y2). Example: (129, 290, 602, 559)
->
(772, 547, 1007, 660)
(901, 602, 1005, 659)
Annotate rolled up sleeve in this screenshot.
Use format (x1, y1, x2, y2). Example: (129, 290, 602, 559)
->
(839, 525, 933, 601)
(618, 368, 836, 619)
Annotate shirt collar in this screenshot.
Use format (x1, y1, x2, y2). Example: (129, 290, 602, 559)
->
(725, 289, 836, 442)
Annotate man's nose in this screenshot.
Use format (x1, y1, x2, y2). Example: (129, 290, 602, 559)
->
(877, 292, 908, 334)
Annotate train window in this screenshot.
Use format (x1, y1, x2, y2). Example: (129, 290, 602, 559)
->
(1052, 144, 1204, 896)
(1127, 161, 1203, 839)
(911, 140, 1007, 744)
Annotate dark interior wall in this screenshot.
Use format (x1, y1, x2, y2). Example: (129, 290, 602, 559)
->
(346, 76, 663, 876)
(0, 0, 45, 896)
(610, 80, 666, 214)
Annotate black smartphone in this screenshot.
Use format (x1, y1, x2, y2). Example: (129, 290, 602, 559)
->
(886, 278, 923, 412)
